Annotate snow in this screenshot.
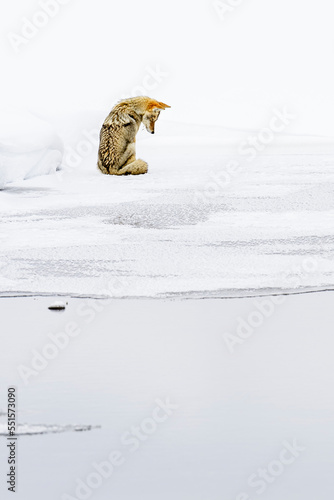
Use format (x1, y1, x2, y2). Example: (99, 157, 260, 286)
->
(1, 111, 334, 298)
(48, 300, 66, 310)
(0, 110, 63, 189)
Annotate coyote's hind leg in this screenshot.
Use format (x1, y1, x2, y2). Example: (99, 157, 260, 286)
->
(117, 159, 148, 176)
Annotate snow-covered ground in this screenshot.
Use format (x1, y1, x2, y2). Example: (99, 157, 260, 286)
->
(1, 112, 334, 298)
(0, 110, 63, 189)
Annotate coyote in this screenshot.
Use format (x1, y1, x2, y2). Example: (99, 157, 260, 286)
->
(97, 96, 171, 175)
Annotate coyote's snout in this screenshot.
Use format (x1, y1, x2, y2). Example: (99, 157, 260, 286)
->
(97, 96, 171, 176)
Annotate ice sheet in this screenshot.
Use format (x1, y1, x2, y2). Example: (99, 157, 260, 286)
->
(1, 115, 334, 298)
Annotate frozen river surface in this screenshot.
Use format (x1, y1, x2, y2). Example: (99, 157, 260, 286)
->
(1, 296, 334, 500)
(1, 119, 334, 298)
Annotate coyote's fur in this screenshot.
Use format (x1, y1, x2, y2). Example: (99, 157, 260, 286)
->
(97, 96, 171, 176)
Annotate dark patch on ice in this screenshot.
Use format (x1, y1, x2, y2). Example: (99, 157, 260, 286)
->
(0, 423, 100, 436)
(48, 301, 66, 311)
(102, 203, 213, 229)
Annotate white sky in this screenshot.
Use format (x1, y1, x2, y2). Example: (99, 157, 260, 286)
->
(1, 0, 334, 136)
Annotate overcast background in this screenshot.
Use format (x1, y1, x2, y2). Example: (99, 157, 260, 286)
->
(0, 0, 334, 136)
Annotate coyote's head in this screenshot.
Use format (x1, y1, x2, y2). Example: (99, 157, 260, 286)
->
(142, 99, 171, 134)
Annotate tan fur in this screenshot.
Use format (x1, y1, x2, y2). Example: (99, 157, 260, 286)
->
(97, 96, 171, 176)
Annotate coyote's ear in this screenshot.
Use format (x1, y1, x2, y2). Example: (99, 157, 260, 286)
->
(157, 101, 171, 110)
(147, 100, 171, 111)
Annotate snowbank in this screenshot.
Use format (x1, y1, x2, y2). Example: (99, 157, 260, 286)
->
(0, 422, 97, 436)
(0, 110, 63, 189)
